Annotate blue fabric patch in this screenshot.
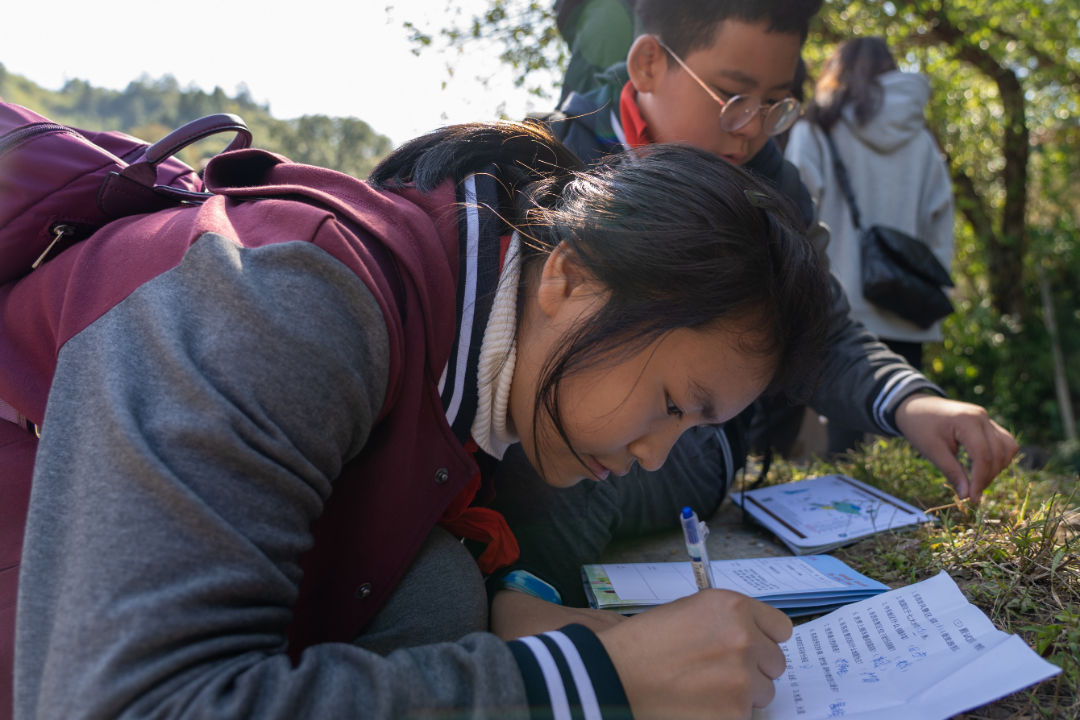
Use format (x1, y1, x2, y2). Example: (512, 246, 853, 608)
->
(500, 569, 563, 605)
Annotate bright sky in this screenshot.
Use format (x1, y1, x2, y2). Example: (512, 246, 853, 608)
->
(0, 0, 556, 147)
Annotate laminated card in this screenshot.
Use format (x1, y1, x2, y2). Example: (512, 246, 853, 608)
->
(730, 474, 932, 555)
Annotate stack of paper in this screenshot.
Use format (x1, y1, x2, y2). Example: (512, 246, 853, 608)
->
(730, 474, 932, 555)
(757, 571, 1061, 719)
(582, 555, 889, 617)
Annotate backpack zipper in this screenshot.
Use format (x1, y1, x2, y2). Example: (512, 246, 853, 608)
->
(32, 224, 76, 269)
(0, 121, 79, 155)
(3, 122, 110, 270)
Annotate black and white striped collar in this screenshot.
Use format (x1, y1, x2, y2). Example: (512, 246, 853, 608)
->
(438, 172, 510, 448)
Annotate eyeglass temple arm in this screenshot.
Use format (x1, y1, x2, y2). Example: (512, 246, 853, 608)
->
(652, 36, 730, 108)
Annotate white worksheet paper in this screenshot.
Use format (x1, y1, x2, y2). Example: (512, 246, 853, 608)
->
(755, 571, 1061, 719)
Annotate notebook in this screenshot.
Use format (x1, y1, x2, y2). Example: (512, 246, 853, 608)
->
(582, 554, 889, 617)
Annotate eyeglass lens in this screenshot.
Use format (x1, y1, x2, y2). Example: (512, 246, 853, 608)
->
(720, 96, 800, 135)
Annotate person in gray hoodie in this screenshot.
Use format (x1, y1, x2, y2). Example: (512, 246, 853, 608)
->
(785, 36, 955, 451)
(785, 36, 953, 371)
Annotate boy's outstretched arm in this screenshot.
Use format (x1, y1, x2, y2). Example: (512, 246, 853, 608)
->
(895, 393, 1019, 504)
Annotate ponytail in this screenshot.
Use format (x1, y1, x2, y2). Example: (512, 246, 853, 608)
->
(369, 121, 584, 228)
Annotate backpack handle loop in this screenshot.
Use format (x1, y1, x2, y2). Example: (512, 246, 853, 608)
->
(144, 113, 251, 165)
(100, 114, 252, 218)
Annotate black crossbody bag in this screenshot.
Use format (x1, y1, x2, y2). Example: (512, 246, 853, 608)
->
(823, 131, 954, 329)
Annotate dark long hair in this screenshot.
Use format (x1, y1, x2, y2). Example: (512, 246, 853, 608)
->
(806, 36, 898, 132)
(371, 121, 831, 476)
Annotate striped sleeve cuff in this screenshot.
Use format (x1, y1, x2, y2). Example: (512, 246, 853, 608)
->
(507, 623, 631, 720)
(870, 370, 945, 435)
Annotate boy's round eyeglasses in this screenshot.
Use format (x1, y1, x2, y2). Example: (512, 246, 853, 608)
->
(655, 38, 801, 137)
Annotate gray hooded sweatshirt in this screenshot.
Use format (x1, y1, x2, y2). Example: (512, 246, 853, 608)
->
(785, 70, 955, 342)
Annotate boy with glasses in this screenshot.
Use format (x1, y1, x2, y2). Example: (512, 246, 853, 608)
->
(492, 0, 1018, 624)
(544, 0, 819, 226)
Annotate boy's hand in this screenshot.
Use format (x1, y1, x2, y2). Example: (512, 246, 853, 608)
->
(598, 590, 791, 720)
(895, 393, 1019, 504)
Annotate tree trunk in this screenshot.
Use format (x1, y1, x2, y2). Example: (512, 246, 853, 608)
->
(926, 5, 1030, 319)
(1037, 263, 1077, 442)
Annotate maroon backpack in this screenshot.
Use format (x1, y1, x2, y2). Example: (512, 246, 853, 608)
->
(0, 102, 460, 720)
(1, 110, 255, 718)
(0, 104, 254, 719)
(0, 101, 252, 285)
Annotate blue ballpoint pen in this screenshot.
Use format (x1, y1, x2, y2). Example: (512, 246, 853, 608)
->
(680, 506, 715, 590)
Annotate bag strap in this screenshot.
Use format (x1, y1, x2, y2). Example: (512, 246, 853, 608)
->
(822, 129, 863, 231)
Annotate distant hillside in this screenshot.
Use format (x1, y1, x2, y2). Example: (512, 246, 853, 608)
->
(0, 64, 392, 178)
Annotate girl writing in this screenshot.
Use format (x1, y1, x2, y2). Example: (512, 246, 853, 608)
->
(7, 122, 830, 719)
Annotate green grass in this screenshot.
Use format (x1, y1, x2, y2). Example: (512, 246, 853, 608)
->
(764, 438, 1080, 719)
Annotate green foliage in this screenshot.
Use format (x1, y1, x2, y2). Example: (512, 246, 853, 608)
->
(404, 0, 565, 99)
(0, 66, 392, 179)
(804, 1, 1080, 448)
(765, 440, 1080, 717)
(925, 228, 1080, 446)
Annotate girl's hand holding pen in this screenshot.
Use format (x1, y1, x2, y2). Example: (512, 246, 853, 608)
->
(597, 590, 792, 720)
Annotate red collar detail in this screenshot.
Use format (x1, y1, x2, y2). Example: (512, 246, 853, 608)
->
(618, 81, 653, 148)
(438, 438, 520, 574)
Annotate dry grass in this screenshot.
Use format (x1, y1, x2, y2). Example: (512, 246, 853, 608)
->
(765, 438, 1080, 719)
